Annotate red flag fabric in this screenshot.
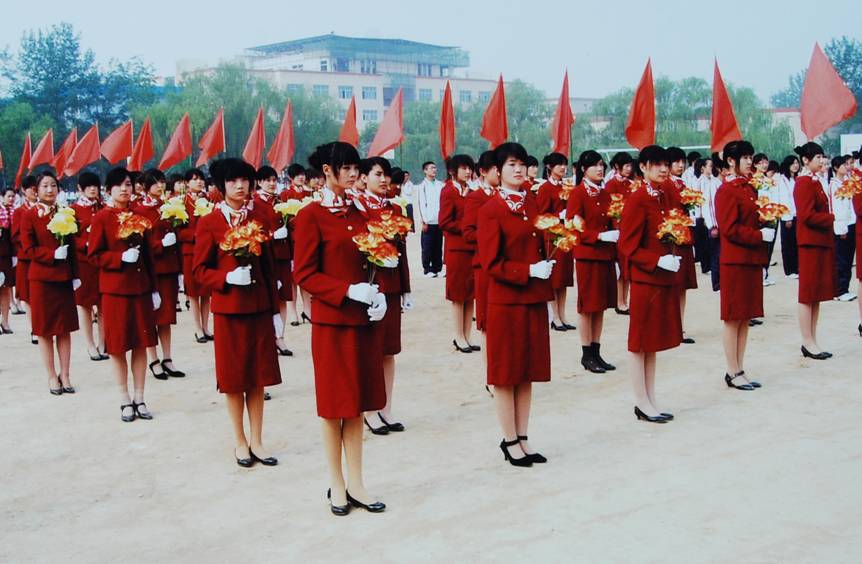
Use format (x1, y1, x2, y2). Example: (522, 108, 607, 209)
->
(625, 59, 656, 150)
(338, 97, 360, 148)
(710, 60, 742, 152)
(439, 81, 456, 160)
(0, 149, 4, 170)
(129, 117, 154, 171)
(800, 43, 858, 140)
(480, 75, 508, 148)
(100, 120, 133, 164)
(51, 129, 78, 179)
(195, 108, 226, 167)
(15, 133, 31, 187)
(64, 124, 100, 177)
(158, 113, 192, 171)
(550, 70, 575, 158)
(29, 129, 54, 169)
(267, 102, 295, 172)
(242, 108, 266, 169)
(368, 88, 405, 157)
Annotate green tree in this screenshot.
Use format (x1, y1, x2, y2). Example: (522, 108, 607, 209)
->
(0, 101, 55, 186)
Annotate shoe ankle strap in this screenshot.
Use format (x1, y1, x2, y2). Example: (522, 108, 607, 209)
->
(517, 435, 528, 441)
(502, 438, 520, 447)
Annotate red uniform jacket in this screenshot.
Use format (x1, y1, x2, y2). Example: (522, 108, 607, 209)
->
(463, 187, 495, 267)
(133, 200, 182, 275)
(0, 206, 13, 262)
(177, 193, 206, 258)
(715, 178, 768, 266)
(21, 205, 78, 282)
(253, 191, 292, 263)
(663, 177, 694, 248)
(618, 183, 677, 286)
(192, 207, 278, 315)
(439, 181, 472, 252)
(536, 179, 567, 216)
(207, 188, 224, 204)
(279, 185, 306, 202)
(87, 206, 157, 295)
(71, 201, 102, 266)
(854, 191, 862, 243)
(293, 202, 375, 326)
(565, 184, 616, 261)
(794, 175, 834, 247)
(11, 204, 33, 263)
(604, 175, 632, 196)
(477, 194, 553, 305)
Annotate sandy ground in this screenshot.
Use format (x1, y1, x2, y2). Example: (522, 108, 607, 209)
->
(2, 234, 862, 564)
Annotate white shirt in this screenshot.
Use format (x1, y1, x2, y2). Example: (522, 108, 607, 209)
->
(775, 174, 797, 220)
(700, 175, 721, 230)
(682, 166, 697, 188)
(415, 178, 444, 225)
(829, 177, 857, 229)
(400, 179, 415, 200)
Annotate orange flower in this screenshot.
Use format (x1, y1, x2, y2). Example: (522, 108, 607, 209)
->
(679, 188, 706, 212)
(367, 210, 413, 240)
(352, 231, 399, 270)
(835, 176, 862, 200)
(657, 210, 694, 246)
(219, 220, 270, 258)
(117, 212, 152, 241)
(534, 214, 562, 231)
(535, 213, 583, 257)
(606, 193, 625, 221)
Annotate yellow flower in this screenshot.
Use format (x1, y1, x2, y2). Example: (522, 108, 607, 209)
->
(389, 196, 409, 216)
(193, 198, 214, 217)
(159, 196, 189, 227)
(47, 206, 79, 239)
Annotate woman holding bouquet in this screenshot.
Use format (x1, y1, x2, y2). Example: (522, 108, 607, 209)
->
(478, 142, 554, 467)
(0, 189, 15, 333)
(715, 141, 772, 391)
(537, 152, 575, 330)
(71, 172, 107, 361)
(566, 150, 618, 374)
(829, 155, 857, 301)
(665, 147, 698, 344)
(294, 141, 388, 515)
(605, 152, 635, 314)
(776, 156, 800, 278)
(280, 164, 313, 325)
(89, 167, 159, 421)
(618, 146, 682, 423)
(21, 171, 80, 394)
(179, 168, 213, 343)
(193, 158, 281, 467)
(793, 142, 835, 359)
(12, 175, 38, 340)
(134, 169, 185, 379)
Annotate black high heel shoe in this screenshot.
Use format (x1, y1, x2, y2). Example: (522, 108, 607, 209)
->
(161, 359, 186, 378)
(467, 343, 481, 351)
(275, 344, 293, 356)
(290, 320, 301, 327)
(364, 417, 389, 435)
(120, 403, 136, 422)
(562, 323, 577, 331)
(235, 447, 253, 468)
(378, 413, 404, 432)
(194, 332, 208, 344)
(452, 339, 473, 353)
(133, 402, 153, 420)
(61, 384, 76, 394)
(346, 491, 386, 513)
(634, 406, 668, 423)
(801, 346, 829, 360)
(614, 307, 630, 316)
(500, 439, 533, 467)
(517, 435, 547, 464)
(301, 312, 312, 324)
(250, 449, 278, 466)
(149, 360, 167, 380)
(327, 489, 350, 516)
(204, 333, 214, 342)
(725, 372, 755, 391)
(550, 321, 568, 332)
(736, 370, 761, 388)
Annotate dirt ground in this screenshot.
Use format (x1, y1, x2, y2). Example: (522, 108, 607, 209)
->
(2, 234, 861, 563)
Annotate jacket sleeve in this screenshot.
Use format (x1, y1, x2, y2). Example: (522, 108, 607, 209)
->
(191, 219, 229, 293)
(438, 188, 460, 235)
(260, 240, 280, 315)
(21, 212, 56, 265)
(87, 214, 124, 271)
(795, 179, 834, 229)
(292, 207, 351, 308)
(536, 184, 554, 214)
(566, 191, 599, 245)
(398, 239, 411, 293)
(478, 205, 530, 286)
(716, 191, 762, 247)
(462, 193, 481, 246)
(618, 192, 660, 272)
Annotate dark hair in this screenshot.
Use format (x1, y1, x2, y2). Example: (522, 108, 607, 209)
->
(360, 156, 392, 176)
(693, 158, 708, 179)
(446, 154, 475, 177)
(686, 151, 702, 165)
(391, 169, 406, 186)
(478, 150, 496, 173)
(753, 153, 769, 166)
(525, 155, 539, 169)
(256, 165, 278, 181)
(666, 146, 686, 164)
(308, 142, 361, 173)
(421, 161, 435, 170)
(184, 168, 205, 182)
(287, 163, 306, 179)
(493, 142, 529, 171)
(35, 170, 59, 189)
(210, 158, 256, 194)
(78, 172, 100, 189)
(140, 169, 166, 190)
(638, 145, 669, 167)
(305, 167, 324, 180)
(793, 142, 824, 162)
(722, 140, 755, 169)
(575, 150, 605, 185)
(130, 171, 143, 186)
(831, 154, 851, 171)
(542, 152, 568, 178)
(166, 173, 183, 193)
(105, 167, 131, 190)
(767, 160, 779, 174)
(778, 155, 799, 179)
(711, 152, 729, 172)
(610, 151, 634, 171)
(21, 175, 38, 190)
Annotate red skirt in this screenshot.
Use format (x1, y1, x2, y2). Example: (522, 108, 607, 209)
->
(153, 274, 179, 326)
(378, 293, 402, 356)
(550, 250, 574, 289)
(276, 259, 294, 302)
(798, 246, 835, 304)
(856, 230, 862, 281)
(182, 253, 211, 298)
(101, 293, 157, 354)
(16, 260, 29, 301)
(0, 257, 14, 287)
(474, 266, 488, 331)
(628, 282, 681, 353)
(576, 259, 617, 313)
(30, 280, 79, 337)
(486, 302, 551, 386)
(311, 323, 385, 419)
(720, 264, 763, 321)
(445, 249, 474, 302)
(213, 311, 281, 393)
(74, 260, 100, 308)
(676, 246, 698, 290)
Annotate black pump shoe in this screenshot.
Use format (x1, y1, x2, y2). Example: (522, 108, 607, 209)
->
(517, 435, 547, 464)
(562, 323, 577, 330)
(275, 344, 293, 356)
(736, 370, 761, 388)
(634, 406, 668, 423)
(364, 417, 389, 435)
(550, 321, 568, 332)
(592, 343, 616, 371)
(467, 343, 481, 351)
(452, 339, 473, 353)
(161, 359, 185, 378)
(346, 491, 386, 513)
(250, 450, 278, 466)
(301, 312, 312, 324)
(614, 307, 630, 316)
(725, 372, 755, 391)
(149, 360, 167, 380)
(500, 439, 532, 467)
(120, 403, 136, 422)
(194, 332, 208, 344)
(378, 413, 404, 432)
(327, 489, 350, 516)
(133, 402, 153, 420)
(235, 448, 253, 468)
(801, 346, 829, 360)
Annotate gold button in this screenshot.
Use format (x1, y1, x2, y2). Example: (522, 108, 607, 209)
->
(347, 226, 354, 231)
(522, 216, 528, 221)
(532, 233, 536, 237)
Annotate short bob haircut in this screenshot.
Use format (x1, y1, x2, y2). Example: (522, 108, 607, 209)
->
(778, 155, 799, 178)
(493, 142, 529, 171)
(184, 168, 205, 182)
(542, 152, 568, 178)
(446, 154, 475, 176)
(287, 163, 306, 179)
(130, 171, 143, 186)
(723, 140, 755, 165)
(638, 145, 669, 167)
(575, 150, 606, 185)
(360, 156, 392, 177)
(210, 158, 256, 194)
(525, 155, 539, 169)
(308, 141, 361, 173)
(21, 175, 38, 190)
(305, 167, 324, 180)
(666, 146, 686, 164)
(78, 172, 100, 189)
(105, 167, 132, 190)
(477, 150, 496, 173)
(140, 168, 166, 190)
(610, 151, 634, 170)
(256, 165, 278, 181)
(794, 142, 824, 162)
(35, 170, 59, 188)
(686, 151, 702, 165)
(752, 153, 769, 165)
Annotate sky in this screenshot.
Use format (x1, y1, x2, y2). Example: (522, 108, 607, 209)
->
(1, 0, 859, 104)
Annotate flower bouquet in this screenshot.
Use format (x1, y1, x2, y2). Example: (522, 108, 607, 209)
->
(352, 231, 399, 283)
(46, 206, 78, 245)
(834, 174, 862, 200)
(656, 208, 694, 253)
(117, 212, 152, 247)
(534, 213, 584, 259)
(755, 196, 790, 229)
(679, 188, 706, 214)
(159, 196, 189, 228)
(219, 220, 270, 265)
(193, 198, 215, 217)
(606, 193, 625, 221)
(751, 172, 775, 193)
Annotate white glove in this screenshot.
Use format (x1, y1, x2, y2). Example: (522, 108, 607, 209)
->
(273, 226, 288, 240)
(760, 227, 776, 242)
(367, 292, 388, 322)
(529, 260, 556, 280)
(225, 265, 252, 286)
(0, 272, 5, 287)
(347, 282, 380, 305)
(72, 278, 82, 291)
(277, 280, 283, 290)
(833, 221, 848, 236)
(54, 245, 69, 260)
(122, 246, 140, 263)
(272, 313, 283, 332)
(657, 254, 681, 272)
(598, 230, 620, 243)
(152, 291, 161, 311)
(11, 257, 17, 267)
(161, 232, 177, 247)
(401, 292, 414, 311)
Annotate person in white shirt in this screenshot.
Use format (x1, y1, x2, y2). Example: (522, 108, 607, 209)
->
(702, 154, 729, 292)
(776, 156, 800, 278)
(691, 157, 712, 275)
(682, 150, 702, 188)
(829, 155, 857, 302)
(754, 155, 780, 286)
(415, 161, 445, 277)
(400, 171, 416, 230)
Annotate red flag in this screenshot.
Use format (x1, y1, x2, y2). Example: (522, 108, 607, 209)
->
(0, 149, 3, 170)
(64, 124, 100, 177)
(267, 102, 295, 172)
(338, 97, 360, 147)
(101, 120, 133, 164)
(625, 59, 656, 150)
(368, 88, 405, 157)
(51, 129, 78, 179)
(800, 43, 858, 140)
(15, 133, 31, 187)
(196, 108, 226, 167)
(480, 75, 508, 148)
(129, 117, 154, 171)
(242, 108, 266, 169)
(158, 113, 192, 171)
(710, 60, 742, 152)
(550, 70, 575, 158)
(29, 129, 54, 169)
(439, 81, 456, 160)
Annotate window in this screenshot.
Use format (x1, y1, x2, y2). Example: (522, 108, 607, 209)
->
(440, 66, 450, 77)
(338, 85, 353, 99)
(319, 59, 328, 72)
(312, 84, 329, 97)
(334, 57, 350, 72)
(418, 63, 432, 77)
(362, 110, 378, 122)
(338, 109, 347, 121)
(287, 83, 303, 93)
(418, 88, 432, 102)
(478, 91, 491, 103)
(360, 60, 377, 74)
(459, 90, 472, 103)
(362, 86, 377, 100)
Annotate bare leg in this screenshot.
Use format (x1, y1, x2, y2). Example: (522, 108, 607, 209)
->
(513, 383, 535, 455)
(190, 298, 204, 335)
(379, 355, 396, 421)
(158, 325, 178, 371)
(722, 321, 741, 375)
(225, 393, 249, 458)
(343, 416, 377, 503)
(644, 352, 659, 412)
(96, 306, 106, 352)
(276, 301, 288, 349)
(463, 300, 475, 346)
(0, 287, 10, 329)
(811, 302, 821, 349)
(201, 296, 212, 334)
(630, 352, 659, 416)
(556, 288, 568, 325)
(38, 336, 59, 387)
(798, 303, 819, 352)
(246, 387, 269, 456)
(451, 301, 466, 344)
(493, 385, 523, 459)
(578, 312, 592, 345)
(592, 311, 604, 342)
(78, 306, 96, 354)
(300, 288, 311, 318)
(736, 321, 749, 374)
(130, 347, 148, 405)
(56, 333, 72, 387)
(111, 352, 132, 419)
(321, 418, 347, 505)
(288, 286, 300, 323)
(680, 290, 687, 332)
(617, 278, 630, 310)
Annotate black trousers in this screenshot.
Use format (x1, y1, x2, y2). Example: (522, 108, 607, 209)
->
(421, 224, 443, 274)
(780, 220, 798, 275)
(693, 218, 711, 273)
(709, 234, 721, 291)
(406, 204, 415, 232)
(835, 224, 857, 296)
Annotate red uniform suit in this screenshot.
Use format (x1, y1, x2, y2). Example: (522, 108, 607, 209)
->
(439, 180, 475, 302)
(462, 186, 495, 331)
(618, 182, 682, 352)
(715, 177, 768, 320)
(566, 183, 617, 313)
(536, 179, 574, 289)
(0, 205, 14, 288)
(134, 197, 182, 326)
(664, 176, 698, 290)
(11, 202, 34, 301)
(20, 204, 80, 337)
(794, 175, 835, 304)
(604, 174, 633, 282)
(192, 205, 281, 394)
(253, 191, 293, 302)
(854, 190, 862, 281)
(293, 196, 385, 419)
(177, 193, 212, 298)
(478, 190, 553, 386)
(279, 184, 306, 202)
(70, 198, 102, 308)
